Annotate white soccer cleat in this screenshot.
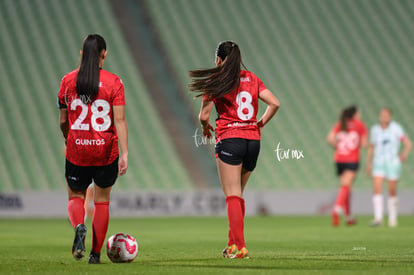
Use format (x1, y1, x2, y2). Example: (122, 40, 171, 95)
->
(388, 220, 397, 228)
(369, 220, 383, 227)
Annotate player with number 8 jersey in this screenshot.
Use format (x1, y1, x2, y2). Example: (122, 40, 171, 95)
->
(189, 41, 280, 259)
(58, 66, 125, 166)
(213, 70, 267, 141)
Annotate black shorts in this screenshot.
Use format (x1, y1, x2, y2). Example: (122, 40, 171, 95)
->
(215, 138, 260, 171)
(336, 162, 359, 176)
(65, 158, 118, 191)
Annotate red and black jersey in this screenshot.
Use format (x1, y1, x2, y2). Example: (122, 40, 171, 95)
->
(205, 70, 267, 141)
(57, 69, 125, 166)
(331, 119, 367, 163)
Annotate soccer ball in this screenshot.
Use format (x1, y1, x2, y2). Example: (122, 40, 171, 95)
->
(106, 233, 138, 263)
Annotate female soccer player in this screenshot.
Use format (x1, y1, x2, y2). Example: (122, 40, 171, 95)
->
(189, 41, 280, 259)
(57, 34, 128, 264)
(366, 108, 411, 227)
(327, 106, 367, 226)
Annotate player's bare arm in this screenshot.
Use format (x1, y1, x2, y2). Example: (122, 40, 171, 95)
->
(366, 143, 374, 176)
(114, 105, 128, 175)
(59, 108, 69, 142)
(257, 89, 280, 133)
(360, 134, 369, 149)
(199, 100, 214, 138)
(400, 136, 412, 162)
(327, 129, 337, 148)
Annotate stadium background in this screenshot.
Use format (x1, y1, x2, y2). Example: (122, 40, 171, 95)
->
(0, 0, 413, 216)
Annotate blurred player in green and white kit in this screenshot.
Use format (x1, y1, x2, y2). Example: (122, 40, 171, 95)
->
(366, 108, 411, 227)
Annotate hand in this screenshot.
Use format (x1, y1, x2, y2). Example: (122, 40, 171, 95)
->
(400, 153, 407, 163)
(258, 126, 263, 136)
(328, 138, 338, 149)
(365, 163, 372, 177)
(202, 124, 214, 139)
(257, 120, 264, 136)
(118, 154, 128, 176)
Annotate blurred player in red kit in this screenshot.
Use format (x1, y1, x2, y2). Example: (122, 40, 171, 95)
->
(327, 106, 367, 226)
(58, 34, 128, 263)
(189, 41, 280, 258)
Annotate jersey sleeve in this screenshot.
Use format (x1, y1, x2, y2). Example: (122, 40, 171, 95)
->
(202, 94, 214, 102)
(112, 77, 125, 106)
(257, 76, 267, 93)
(57, 76, 67, 109)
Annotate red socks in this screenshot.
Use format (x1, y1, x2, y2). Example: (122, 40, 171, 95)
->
(241, 198, 245, 217)
(228, 197, 245, 246)
(68, 198, 110, 254)
(92, 202, 110, 254)
(227, 227, 234, 246)
(345, 191, 351, 217)
(68, 197, 85, 228)
(226, 196, 246, 250)
(334, 185, 350, 214)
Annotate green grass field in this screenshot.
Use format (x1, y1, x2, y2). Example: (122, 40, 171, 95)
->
(0, 216, 413, 274)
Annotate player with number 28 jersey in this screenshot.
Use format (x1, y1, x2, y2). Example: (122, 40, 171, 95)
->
(58, 69, 125, 166)
(58, 34, 128, 264)
(331, 117, 367, 163)
(327, 106, 367, 227)
(213, 70, 266, 141)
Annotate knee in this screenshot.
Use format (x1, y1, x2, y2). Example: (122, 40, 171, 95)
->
(389, 189, 397, 197)
(68, 188, 86, 200)
(93, 187, 111, 203)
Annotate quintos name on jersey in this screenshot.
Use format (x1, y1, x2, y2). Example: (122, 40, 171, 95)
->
(75, 138, 105, 146)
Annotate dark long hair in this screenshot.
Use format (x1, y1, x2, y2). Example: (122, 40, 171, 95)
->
(76, 34, 106, 104)
(188, 41, 246, 99)
(340, 105, 357, 131)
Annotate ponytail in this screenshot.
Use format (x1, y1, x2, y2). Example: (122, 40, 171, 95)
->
(339, 105, 357, 131)
(189, 41, 246, 99)
(76, 34, 106, 104)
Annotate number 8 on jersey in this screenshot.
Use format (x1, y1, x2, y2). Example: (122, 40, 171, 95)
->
(236, 91, 254, 121)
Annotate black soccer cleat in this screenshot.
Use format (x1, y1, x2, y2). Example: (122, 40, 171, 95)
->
(88, 251, 101, 264)
(72, 224, 87, 260)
